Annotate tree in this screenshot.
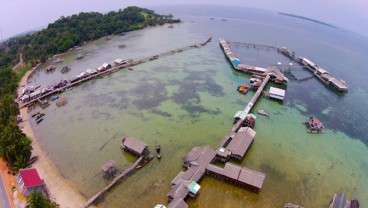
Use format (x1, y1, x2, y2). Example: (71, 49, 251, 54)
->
(27, 192, 59, 208)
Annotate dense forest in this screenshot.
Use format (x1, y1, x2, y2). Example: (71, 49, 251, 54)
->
(0, 6, 179, 172)
(0, 6, 180, 67)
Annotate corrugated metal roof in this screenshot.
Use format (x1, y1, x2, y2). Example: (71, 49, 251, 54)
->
(167, 198, 188, 208)
(238, 167, 266, 189)
(223, 163, 241, 179)
(226, 127, 255, 158)
(19, 168, 43, 188)
(122, 137, 148, 154)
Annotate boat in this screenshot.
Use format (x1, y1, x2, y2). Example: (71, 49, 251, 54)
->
(35, 113, 45, 120)
(237, 84, 249, 94)
(221, 19, 227, 21)
(31, 112, 40, 118)
(36, 118, 43, 125)
(304, 117, 324, 133)
(46, 65, 56, 72)
(155, 144, 161, 159)
(257, 109, 269, 117)
(76, 54, 84, 60)
(27, 156, 39, 166)
(210, 17, 215, 20)
(51, 95, 59, 101)
(118, 44, 126, 49)
(168, 24, 174, 28)
(60, 66, 71, 73)
(136, 156, 153, 169)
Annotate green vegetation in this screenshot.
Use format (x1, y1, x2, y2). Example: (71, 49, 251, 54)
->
(0, 5, 179, 204)
(278, 12, 336, 29)
(27, 192, 59, 208)
(0, 6, 179, 172)
(0, 67, 32, 171)
(0, 6, 180, 67)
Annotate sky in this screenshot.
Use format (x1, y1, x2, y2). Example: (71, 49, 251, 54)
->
(1, 0, 368, 40)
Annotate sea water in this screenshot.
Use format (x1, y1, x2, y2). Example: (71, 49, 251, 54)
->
(28, 5, 368, 207)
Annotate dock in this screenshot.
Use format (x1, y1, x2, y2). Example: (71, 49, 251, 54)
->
(18, 37, 213, 108)
(298, 57, 348, 92)
(221, 40, 348, 93)
(82, 157, 144, 208)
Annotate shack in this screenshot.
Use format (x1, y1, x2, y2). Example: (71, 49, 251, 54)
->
(101, 160, 116, 179)
(269, 87, 285, 101)
(167, 198, 188, 208)
(226, 127, 256, 161)
(17, 168, 46, 196)
(114, 58, 127, 66)
(206, 162, 265, 192)
(121, 137, 149, 157)
(216, 127, 256, 162)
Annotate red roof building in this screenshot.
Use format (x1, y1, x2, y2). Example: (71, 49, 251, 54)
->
(17, 168, 45, 196)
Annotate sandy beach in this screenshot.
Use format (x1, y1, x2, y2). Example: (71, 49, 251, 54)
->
(17, 69, 87, 208)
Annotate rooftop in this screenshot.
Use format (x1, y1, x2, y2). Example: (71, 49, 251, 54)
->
(122, 137, 148, 154)
(19, 168, 43, 188)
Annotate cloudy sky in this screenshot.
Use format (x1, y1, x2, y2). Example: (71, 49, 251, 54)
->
(1, 0, 367, 39)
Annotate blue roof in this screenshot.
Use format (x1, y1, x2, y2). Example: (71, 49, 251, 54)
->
(232, 59, 240, 66)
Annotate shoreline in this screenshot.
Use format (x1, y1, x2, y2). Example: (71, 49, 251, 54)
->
(17, 69, 87, 208)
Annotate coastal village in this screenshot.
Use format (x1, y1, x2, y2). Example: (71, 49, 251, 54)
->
(4, 33, 358, 208)
(0, 6, 363, 208)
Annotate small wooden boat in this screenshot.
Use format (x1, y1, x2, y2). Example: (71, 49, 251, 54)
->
(155, 144, 161, 159)
(76, 54, 84, 60)
(31, 112, 41, 118)
(46, 65, 56, 72)
(51, 95, 59, 101)
(118, 44, 126, 49)
(128, 68, 133, 71)
(237, 84, 249, 94)
(257, 109, 269, 117)
(136, 156, 153, 169)
(36, 118, 43, 125)
(168, 24, 174, 28)
(35, 113, 45, 120)
(60, 66, 71, 73)
(27, 156, 39, 166)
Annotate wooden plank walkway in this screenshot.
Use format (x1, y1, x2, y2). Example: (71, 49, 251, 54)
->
(243, 74, 270, 115)
(217, 75, 270, 149)
(229, 41, 278, 50)
(20, 37, 212, 109)
(82, 157, 144, 208)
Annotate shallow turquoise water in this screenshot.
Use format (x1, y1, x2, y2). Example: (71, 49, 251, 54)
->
(28, 6, 368, 208)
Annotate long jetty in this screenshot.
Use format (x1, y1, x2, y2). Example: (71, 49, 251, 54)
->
(163, 39, 283, 208)
(19, 37, 212, 108)
(82, 157, 143, 208)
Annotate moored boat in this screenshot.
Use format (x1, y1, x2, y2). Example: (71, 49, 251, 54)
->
(61, 66, 71, 73)
(51, 95, 59, 101)
(155, 144, 161, 159)
(237, 84, 249, 94)
(31, 112, 41, 118)
(257, 109, 269, 117)
(36, 118, 44, 125)
(35, 113, 45, 120)
(46, 65, 56, 72)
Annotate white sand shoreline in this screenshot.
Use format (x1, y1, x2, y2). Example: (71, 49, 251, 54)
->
(18, 69, 87, 208)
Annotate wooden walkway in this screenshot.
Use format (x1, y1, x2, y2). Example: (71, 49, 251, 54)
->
(20, 37, 212, 109)
(82, 157, 144, 208)
(243, 75, 270, 115)
(229, 41, 278, 50)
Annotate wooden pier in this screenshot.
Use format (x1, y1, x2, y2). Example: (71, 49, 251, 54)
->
(19, 37, 212, 109)
(82, 157, 144, 208)
(229, 41, 278, 51)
